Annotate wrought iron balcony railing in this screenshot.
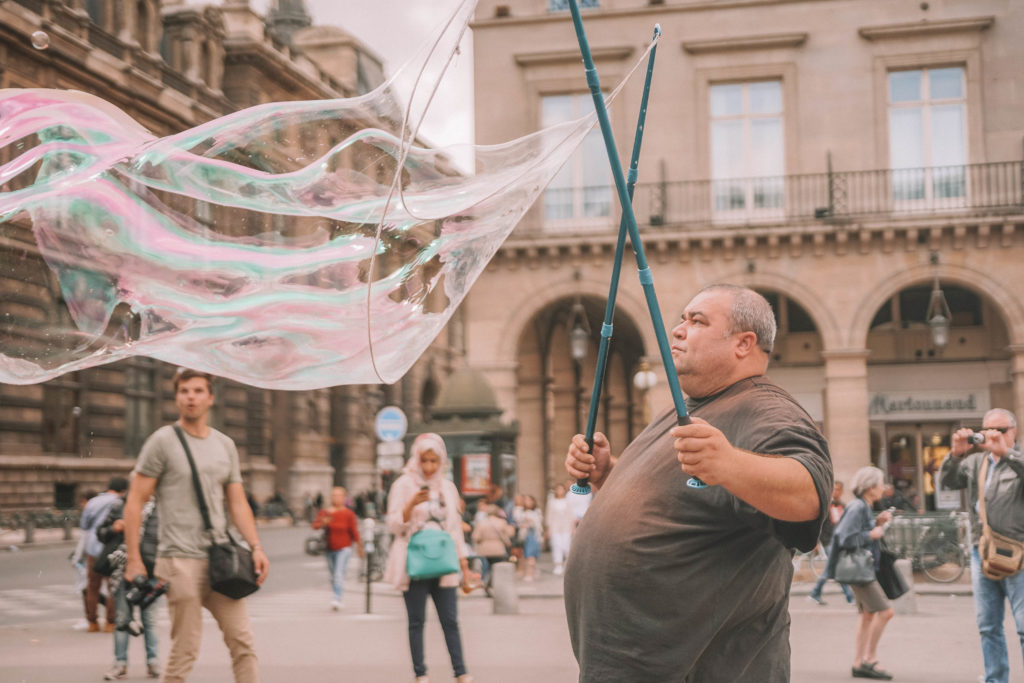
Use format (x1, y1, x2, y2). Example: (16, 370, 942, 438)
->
(534, 161, 1024, 235)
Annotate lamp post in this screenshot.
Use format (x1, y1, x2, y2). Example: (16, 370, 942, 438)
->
(632, 360, 658, 425)
(568, 299, 589, 434)
(926, 276, 952, 351)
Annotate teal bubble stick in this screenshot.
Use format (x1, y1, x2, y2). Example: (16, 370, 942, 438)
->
(565, 1, 704, 493)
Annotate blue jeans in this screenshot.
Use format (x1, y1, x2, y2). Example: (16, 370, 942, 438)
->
(971, 546, 1024, 683)
(809, 573, 855, 603)
(325, 547, 353, 600)
(403, 579, 466, 678)
(113, 581, 159, 665)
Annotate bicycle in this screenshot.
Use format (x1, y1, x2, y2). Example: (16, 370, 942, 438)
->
(885, 512, 968, 583)
(912, 523, 967, 583)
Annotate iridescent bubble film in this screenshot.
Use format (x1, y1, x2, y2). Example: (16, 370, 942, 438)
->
(0, 4, 654, 389)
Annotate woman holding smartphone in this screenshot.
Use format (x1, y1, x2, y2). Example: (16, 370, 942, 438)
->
(384, 433, 475, 683)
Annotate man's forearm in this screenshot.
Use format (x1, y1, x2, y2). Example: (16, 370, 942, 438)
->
(229, 499, 262, 549)
(123, 502, 142, 561)
(722, 450, 821, 522)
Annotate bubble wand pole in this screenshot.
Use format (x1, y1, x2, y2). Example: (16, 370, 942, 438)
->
(566, 1, 704, 494)
(571, 24, 661, 495)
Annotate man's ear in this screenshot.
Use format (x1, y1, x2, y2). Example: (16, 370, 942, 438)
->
(734, 331, 758, 358)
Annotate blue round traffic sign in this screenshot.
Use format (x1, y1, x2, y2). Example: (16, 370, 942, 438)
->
(375, 406, 408, 442)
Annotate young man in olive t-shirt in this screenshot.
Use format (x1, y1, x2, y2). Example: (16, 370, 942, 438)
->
(124, 369, 269, 683)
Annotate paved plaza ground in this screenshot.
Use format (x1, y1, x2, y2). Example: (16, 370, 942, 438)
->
(0, 525, 1020, 682)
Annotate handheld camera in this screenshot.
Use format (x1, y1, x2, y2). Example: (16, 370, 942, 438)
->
(967, 432, 987, 445)
(118, 575, 168, 637)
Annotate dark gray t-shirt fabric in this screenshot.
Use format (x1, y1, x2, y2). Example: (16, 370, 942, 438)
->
(564, 376, 832, 683)
(134, 424, 242, 559)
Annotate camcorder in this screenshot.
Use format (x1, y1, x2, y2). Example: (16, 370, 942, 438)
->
(118, 575, 168, 637)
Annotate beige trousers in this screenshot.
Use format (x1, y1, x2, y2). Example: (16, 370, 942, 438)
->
(154, 556, 259, 683)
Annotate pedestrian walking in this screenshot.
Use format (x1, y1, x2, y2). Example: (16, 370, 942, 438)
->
(70, 490, 97, 631)
(544, 484, 575, 576)
(471, 504, 513, 589)
(809, 480, 856, 606)
(96, 481, 161, 680)
(123, 368, 269, 683)
(563, 284, 832, 681)
(940, 408, 1024, 683)
(81, 477, 129, 632)
(835, 466, 895, 680)
(311, 486, 364, 610)
(384, 432, 474, 683)
(517, 495, 543, 581)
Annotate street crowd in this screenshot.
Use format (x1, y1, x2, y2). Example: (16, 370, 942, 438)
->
(65, 286, 1024, 683)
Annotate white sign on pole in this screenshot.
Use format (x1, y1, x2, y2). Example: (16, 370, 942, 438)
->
(376, 440, 405, 457)
(375, 406, 407, 442)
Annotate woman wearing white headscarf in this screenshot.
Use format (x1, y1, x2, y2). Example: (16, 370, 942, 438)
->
(385, 433, 474, 683)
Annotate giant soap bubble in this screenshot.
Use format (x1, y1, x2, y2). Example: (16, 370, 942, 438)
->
(0, 0, 656, 389)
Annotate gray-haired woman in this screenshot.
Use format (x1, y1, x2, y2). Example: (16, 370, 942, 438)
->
(834, 466, 895, 680)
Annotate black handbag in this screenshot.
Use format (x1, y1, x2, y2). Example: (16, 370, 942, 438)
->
(876, 547, 909, 600)
(92, 535, 123, 577)
(173, 426, 260, 600)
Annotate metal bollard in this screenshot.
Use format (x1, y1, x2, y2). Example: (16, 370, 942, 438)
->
(892, 558, 916, 615)
(63, 514, 73, 541)
(23, 516, 35, 544)
(490, 561, 519, 615)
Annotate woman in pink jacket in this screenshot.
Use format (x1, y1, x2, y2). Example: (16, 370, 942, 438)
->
(384, 433, 475, 683)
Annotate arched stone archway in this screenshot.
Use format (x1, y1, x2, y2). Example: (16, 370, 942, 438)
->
(507, 290, 651, 499)
(850, 264, 1024, 349)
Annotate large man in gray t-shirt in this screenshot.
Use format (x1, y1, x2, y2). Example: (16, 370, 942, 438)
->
(124, 369, 269, 683)
(565, 285, 832, 682)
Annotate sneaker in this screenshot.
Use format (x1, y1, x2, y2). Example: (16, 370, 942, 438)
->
(147, 661, 161, 679)
(553, 565, 564, 576)
(807, 594, 826, 606)
(330, 599, 342, 611)
(87, 622, 101, 633)
(104, 622, 115, 633)
(72, 619, 90, 631)
(103, 663, 127, 680)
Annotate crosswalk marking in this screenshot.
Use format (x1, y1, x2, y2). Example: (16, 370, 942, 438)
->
(0, 582, 400, 627)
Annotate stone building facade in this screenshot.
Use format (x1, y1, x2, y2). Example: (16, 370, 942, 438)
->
(469, 0, 1024, 504)
(0, 0, 462, 513)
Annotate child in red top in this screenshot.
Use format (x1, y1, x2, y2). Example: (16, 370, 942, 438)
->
(312, 487, 364, 610)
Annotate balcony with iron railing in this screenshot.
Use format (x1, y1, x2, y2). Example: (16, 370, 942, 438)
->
(529, 161, 1024, 236)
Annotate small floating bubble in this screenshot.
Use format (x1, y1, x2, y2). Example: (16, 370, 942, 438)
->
(31, 31, 50, 50)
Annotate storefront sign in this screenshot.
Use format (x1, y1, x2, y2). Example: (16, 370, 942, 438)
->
(868, 392, 986, 419)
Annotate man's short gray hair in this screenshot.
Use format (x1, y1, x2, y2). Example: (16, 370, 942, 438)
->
(984, 408, 1017, 429)
(850, 466, 885, 498)
(697, 284, 777, 354)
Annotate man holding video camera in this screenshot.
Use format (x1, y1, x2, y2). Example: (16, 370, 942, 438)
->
(940, 408, 1024, 683)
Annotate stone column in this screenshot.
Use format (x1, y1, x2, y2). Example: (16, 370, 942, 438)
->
(1008, 344, 1024, 423)
(822, 349, 871, 486)
(287, 389, 335, 515)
